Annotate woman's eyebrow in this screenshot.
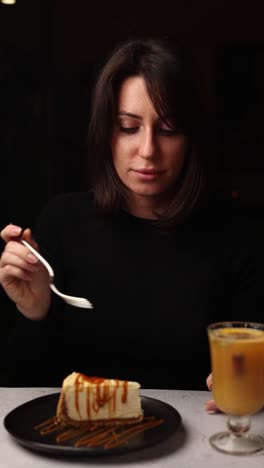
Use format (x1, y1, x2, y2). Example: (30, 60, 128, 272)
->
(117, 111, 143, 120)
(117, 111, 164, 124)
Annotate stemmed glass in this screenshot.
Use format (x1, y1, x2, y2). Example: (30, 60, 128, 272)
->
(207, 321, 264, 455)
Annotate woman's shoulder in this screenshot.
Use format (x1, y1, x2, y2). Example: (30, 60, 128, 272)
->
(38, 191, 95, 218)
(203, 190, 258, 224)
(209, 193, 262, 255)
(191, 190, 260, 244)
(33, 192, 97, 237)
(45, 191, 94, 208)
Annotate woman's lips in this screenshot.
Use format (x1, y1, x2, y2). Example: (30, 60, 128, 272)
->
(136, 169, 161, 174)
(132, 169, 164, 181)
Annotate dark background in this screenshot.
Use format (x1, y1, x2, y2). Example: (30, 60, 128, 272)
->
(0, 0, 263, 383)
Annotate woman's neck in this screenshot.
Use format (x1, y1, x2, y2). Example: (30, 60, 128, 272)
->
(126, 193, 171, 219)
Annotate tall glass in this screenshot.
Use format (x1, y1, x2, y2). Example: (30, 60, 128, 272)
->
(207, 321, 264, 455)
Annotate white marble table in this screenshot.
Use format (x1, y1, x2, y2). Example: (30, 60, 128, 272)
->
(0, 387, 264, 468)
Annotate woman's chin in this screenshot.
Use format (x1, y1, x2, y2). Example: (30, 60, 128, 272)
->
(127, 183, 170, 198)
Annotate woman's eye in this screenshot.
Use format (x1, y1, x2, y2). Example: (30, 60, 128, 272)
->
(159, 127, 177, 136)
(119, 126, 139, 134)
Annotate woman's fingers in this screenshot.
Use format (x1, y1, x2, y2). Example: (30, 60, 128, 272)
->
(4, 240, 38, 262)
(1, 225, 38, 251)
(0, 229, 41, 286)
(0, 225, 50, 320)
(0, 264, 33, 282)
(22, 228, 39, 251)
(205, 372, 222, 413)
(206, 372, 213, 390)
(3, 243, 40, 271)
(0, 250, 40, 273)
(204, 399, 220, 412)
(0, 224, 22, 242)
(1, 227, 40, 266)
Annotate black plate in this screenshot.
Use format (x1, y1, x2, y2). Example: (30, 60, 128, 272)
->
(4, 393, 181, 456)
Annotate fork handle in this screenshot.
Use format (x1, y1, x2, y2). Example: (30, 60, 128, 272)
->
(20, 239, 55, 279)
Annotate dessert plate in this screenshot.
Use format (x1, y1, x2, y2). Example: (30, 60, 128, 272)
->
(4, 393, 181, 456)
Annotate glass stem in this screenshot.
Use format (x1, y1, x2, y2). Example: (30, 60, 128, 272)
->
(227, 415, 251, 437)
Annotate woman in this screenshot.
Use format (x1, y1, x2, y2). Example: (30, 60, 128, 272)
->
(0, 38, 258, 397)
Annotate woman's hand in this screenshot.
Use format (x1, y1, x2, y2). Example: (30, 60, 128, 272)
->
(204, 373, 219, 412)
(0, 224, 51, 320)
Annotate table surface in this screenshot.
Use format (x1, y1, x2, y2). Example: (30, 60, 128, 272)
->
(0, 387, 264, 468)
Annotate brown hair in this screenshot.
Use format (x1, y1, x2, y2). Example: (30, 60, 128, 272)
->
(88, 37, 208, 227)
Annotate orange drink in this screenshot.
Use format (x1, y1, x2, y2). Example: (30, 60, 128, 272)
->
(208, 326, 264, 416)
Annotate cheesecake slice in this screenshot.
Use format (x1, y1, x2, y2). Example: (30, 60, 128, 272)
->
(56, 372, 143, 427)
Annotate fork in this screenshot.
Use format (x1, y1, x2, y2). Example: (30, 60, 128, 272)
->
(21, 239, 93, 309)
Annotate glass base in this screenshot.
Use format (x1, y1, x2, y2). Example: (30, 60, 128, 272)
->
(209, 431, 264, 455)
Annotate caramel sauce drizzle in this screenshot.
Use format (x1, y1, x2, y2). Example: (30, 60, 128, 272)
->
(74, 374, 127, 419)
(34, 415, 164, 449)
(122, 380, 128, 404)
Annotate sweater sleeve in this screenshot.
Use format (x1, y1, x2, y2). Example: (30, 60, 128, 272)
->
(4, 194, 69, 386)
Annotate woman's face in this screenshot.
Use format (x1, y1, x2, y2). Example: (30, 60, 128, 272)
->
(111, 76, 187, 202)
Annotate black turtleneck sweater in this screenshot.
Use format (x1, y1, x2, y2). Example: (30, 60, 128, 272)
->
(5, 192, 261, 389)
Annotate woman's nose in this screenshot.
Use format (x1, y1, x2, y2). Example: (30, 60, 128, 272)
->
(139, 129, 156, 159)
